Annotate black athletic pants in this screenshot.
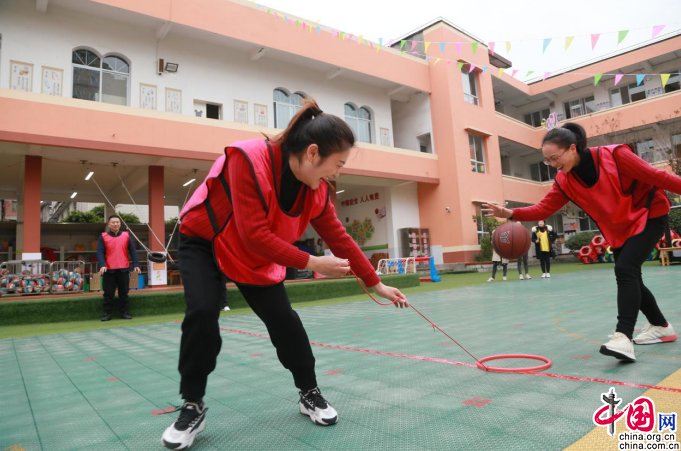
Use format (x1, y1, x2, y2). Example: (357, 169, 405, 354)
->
(102, 270, 130, 314)
(491, 261, 507, 278)
(538, 251, 551, 273)
(177, 233, 317, 402)
(517, 254, 529, 275)
(612, 215, 669, 339)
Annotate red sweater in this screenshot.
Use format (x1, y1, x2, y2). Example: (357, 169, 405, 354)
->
(512, 147, 681, 223)
(181, 142, 380, 287)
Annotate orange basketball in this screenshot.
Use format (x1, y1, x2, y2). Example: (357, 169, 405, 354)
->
(492, 222, 531, 259)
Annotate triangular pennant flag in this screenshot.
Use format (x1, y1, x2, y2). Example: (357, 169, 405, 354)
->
(457, 61, 464, 71)
(358, 35, 364, 45)
(482, 65, 488, 73)
(661, 74, 671, 88)
(526, 70, 534, 77)
(301, 22, 307, 31)
(471, 42, 479, 54)
(400, 40, 406, 51)
(379, 38, 383, 47)
(636, 74, 645, 86)
(266, 8, 271, 14)
(411, 40, 417, 51)
(543, 71, 551, 81)
(454, 42, 463, 54)
(315, 25, 321, 34)
(469, 63, 476, 72)
(332, 31, 339, 39)
(294, 19, 299, 27)
(652, 25, 665, 39)
(542, 38, 551, 53)
(433, 58, 440, 65)
(340, 32, 345, 40)
(439, 42, 446, 53)
(488, 42, 495, 55)
(594, 74, 603, 86)
(511, 69, 518, 78)
(617, 30, 629, 45)
(505, 41, 511, 52)
(565, 36, 574, 50)
(424, 41, 431, 53)
(498, 67, 504, 77)
(591, 33, 600, 50)
(614, 73, 624, 86)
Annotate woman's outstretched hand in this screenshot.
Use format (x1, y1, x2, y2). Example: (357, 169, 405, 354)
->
(305, 255, 351, 278)
(481, 203, 513, 219)
(372, 282, 409, 309)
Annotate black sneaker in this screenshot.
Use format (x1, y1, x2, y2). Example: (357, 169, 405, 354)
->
(100, 313, 112, 322)
(121, 312, 132, 320)
(299, 387, 338, 426)
(161, 401, 207, 449)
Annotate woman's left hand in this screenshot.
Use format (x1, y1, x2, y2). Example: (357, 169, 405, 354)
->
(372, 282, 409, 309)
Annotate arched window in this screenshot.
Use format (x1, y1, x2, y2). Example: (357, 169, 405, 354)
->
(72, 48, 129, 105)
(344, 103, 373, 143)
(273, 88, 305, 128)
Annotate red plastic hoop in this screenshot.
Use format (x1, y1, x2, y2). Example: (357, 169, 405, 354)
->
(476, 354, 552, 373)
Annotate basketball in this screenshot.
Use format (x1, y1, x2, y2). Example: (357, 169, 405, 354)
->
(492, 222, 531, 259)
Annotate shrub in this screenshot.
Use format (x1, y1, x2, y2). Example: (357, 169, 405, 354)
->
(565, 231, 598, 251)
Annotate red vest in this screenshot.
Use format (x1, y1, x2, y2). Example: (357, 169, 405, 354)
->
(101, 231, 131, 269)
(555, 145, 657, 248)
(180, 139, 329, 284)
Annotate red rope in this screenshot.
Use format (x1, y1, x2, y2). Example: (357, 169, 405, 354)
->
(351, 271, 490, 371)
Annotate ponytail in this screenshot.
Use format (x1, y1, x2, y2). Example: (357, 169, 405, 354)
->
(542, 122, 588, 154)
(272, 98, 355, 160)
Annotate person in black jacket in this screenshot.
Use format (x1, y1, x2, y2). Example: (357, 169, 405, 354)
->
(531, 220, 557, 278)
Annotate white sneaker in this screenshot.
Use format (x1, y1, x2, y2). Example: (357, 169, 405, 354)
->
(519, 274, 524, 280)
(546, 273, 551, 278)
(541, 273, 547, 278)
(502, 276, 507, 281)
(633, 323, 678, 345)
(487, 277, 495, 282)
(599, 332, 636, 362)
(525, 274, 532, 279)
(299, 388, 338, 426)
(162, 401, 207, 449)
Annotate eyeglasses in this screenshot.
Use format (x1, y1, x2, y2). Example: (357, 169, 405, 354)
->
(542, 150, 567, 166)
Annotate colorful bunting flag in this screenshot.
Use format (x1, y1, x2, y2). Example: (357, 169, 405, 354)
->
(498, 67, 505, 77)
(424, 41, 431, 53)
(617, 30, 629, 45)
(614, 73, 624, 86)
(526, 70, 534, 77)
(590, 33, 600, 50)
(469, 63, 476, 72)
(543, 72, 551, 81)
(410, 40, 417, 51)
(636, 74, 645, 86)
(565, 36, 574, 50)
(652, 25, 665, 39)
(457, 61, 464, 71)
(400, 40, 406, 51)
(593, 74, 602, 86)
(488, 42, 495, 55)
(471, 42, 479, 54)
(439, 42, 446, 53)
(454, 42, 463, 54)
(505, 41, 511, 53)
(511, 69, 518, 78)
(542, 38, 551, 53)
(661, 73, 671, 88)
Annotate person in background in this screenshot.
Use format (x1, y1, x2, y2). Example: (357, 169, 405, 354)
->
(97, 215, 140, 321)
(532, 220, 557, 278)
(483, 122, 680, 362)
(517, 249, 531, 280)
(162, 99, 409, 450)
(488, 229, 508, 282)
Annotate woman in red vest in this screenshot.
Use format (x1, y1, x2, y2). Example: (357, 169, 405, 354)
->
(162, 99, 409, 449)
(484, 122, 681, 363)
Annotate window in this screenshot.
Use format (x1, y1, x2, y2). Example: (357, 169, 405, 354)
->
(523, 109, 550, 127)
(579, 211, 598, 232)
(628, 82, 646, 102)
(664, 70, 681, 93)
(610, 85, 630, 107)
(672, 134, 681, 158)
(635, 139, 669, 164)
(72, 48, 129, 105)
(461, 64, 479, 105)
(563, 95, 596, 119)
(469, 135, 486, 173)
(530, 162, 557, 182)
(475, 207, 485, 244)
(193, 100, 221, 119)
(344, 103, 373, 142)
(273, 88, 304, 128)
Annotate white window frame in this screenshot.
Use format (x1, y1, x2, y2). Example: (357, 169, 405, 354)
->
(461, 65, 479, 106)
(469, 134, 486, 173)
(344, 103, 373, 143)
(563, 95, 596, 119)
(273, 88, 304, 128)
(72, 48, 130, 106)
